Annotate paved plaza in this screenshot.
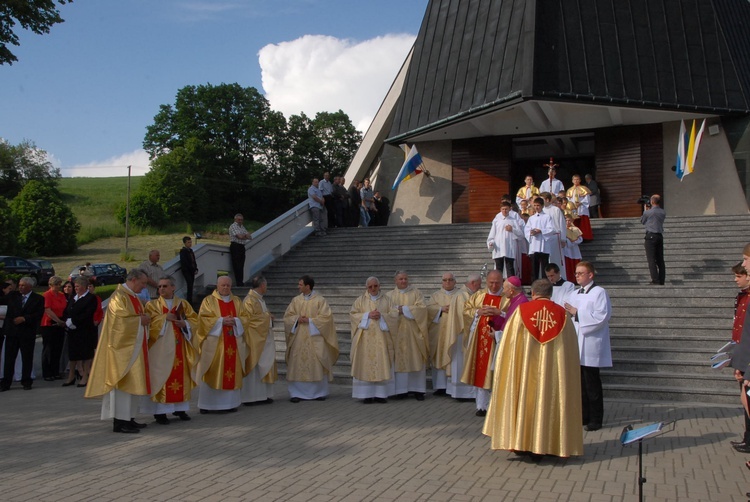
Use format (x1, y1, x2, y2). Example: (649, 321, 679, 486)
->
(0, 380, 749, 502)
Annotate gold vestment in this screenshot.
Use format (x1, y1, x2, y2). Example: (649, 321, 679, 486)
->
(385, 286, 429, 372)
(85, 285, 150, 398)
(483, 299, 583, 457)
(145, 297, 198, 403)
(283, 293, 339, 382)
(195, 291, 249, 391)
(349, 292, 396, 382)
(243, 290, 278, 383)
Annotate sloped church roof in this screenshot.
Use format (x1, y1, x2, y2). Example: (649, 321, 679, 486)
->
(387, 0, 750, 142)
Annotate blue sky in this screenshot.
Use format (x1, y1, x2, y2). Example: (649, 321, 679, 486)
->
(1, 1, 428, 176)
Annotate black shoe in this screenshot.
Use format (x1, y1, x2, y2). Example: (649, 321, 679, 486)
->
(476, 409, 487, 417)
(529, 453, 544, 462)
(22, 385, 32, 390)
(62, 380, 76, 387)
(0, 386, 9, 392)
(264, 398, 273, 404)
(172, 411, 191, 421)
(433, 389, 447, 396)
(130, 419, 148, 429)
(734, 442, 750, 453)
(394, 393, 408, 400)
(414, 392, 425, 401)
(76, 383, 87, 388)
(584, 423, 602, 432)
(113, 419, 140, 433)
(43, 377, 55, 382)
(374, 397, 387, 403)
(154, 414, 170, 425)
(363, 398, 374, 404)
(290, 397, 301, 403)
(199, 409, 210, 414)
(730, 439, 747, 447)
(315, 396, 326, 401)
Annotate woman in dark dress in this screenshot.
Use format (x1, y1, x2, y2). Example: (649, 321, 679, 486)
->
(63, 277, 98, 387)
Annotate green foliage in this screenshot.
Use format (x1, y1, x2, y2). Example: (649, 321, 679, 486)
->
(0, 139, 61, 199)
(0, 0, 71, 65)
(135, 83, 362, 227)
(0, 196, 18, 254)
(10, 180, 80, 255)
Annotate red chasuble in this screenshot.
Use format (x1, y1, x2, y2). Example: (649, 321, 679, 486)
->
(218, 300, 239, 390)
(473, 294, 502, 387)
(127, 294, 151, 395)
(163, 305, 187, 403)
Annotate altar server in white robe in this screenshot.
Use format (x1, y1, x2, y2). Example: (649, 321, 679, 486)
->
(487, 201, 525, 278)
(545, 263, 576, 307)
(563, 261, 612, 431)
(525, 198, 556, 281)
(542, 192, 568, 280)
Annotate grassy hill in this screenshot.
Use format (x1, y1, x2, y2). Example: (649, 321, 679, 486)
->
(58, 176, 143, 244)
(43, 177, 261, 285)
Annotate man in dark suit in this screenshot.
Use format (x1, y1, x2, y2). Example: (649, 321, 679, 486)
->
(180, 236, 198, 304)
(1, 277, 44, 391)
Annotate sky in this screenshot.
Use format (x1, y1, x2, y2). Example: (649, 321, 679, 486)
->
(0, 0, 429, 177)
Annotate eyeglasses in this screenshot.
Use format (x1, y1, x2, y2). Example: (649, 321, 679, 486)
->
(574, 272, 588, 276)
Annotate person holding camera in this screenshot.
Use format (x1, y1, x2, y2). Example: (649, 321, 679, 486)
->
(641, 194, 666, 285)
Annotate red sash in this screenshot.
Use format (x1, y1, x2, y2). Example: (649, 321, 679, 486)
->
(163, 304, 186, 403)
(473, 294, 502, 387)
(519, 300, 566, 344)
(127, 294, 151, 395)
(218, 299, 238, 390)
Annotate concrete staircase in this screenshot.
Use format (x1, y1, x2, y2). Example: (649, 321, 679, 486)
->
(249, 215, 748, 404)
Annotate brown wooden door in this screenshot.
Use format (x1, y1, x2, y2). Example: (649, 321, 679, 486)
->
(453, 137, 511, 222)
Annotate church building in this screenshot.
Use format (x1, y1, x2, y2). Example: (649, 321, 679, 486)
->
(345, 0, 750, 223)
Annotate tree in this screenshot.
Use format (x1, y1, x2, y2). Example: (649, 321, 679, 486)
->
(313, 110, 363, 174)
(0, 139, 61, 198)
(11, 180, 79, 255)
(0, 196, 18, 255)
(0, 1, 72, 66)
(136, 83, 363, 226)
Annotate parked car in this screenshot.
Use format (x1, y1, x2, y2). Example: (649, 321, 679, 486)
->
(0, 256, 44, 285)
(28, 259, 55, 286)
(69, 263, 127, 286)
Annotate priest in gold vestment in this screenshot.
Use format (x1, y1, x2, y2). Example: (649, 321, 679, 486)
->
(85, 269, 152, 434)
(241, 275, 277, 405)
(195, 276, 249, 413)
(442, 274, 482, 400)
(462, 270, 506, 415)
(483, 279, 583, 458)
(349, 277, 396, 403)
(283, 275, 338, 402)
(426, 272, 461, 396)
(386, 271, 429, 400)
(141, 276, 198, 424)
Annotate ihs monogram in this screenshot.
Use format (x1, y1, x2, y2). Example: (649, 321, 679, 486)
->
(531, 306, 557, 334)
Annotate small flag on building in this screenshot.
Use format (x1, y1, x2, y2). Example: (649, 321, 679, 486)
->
(392, 144, 429, 190)
(675, 119, 706, 181)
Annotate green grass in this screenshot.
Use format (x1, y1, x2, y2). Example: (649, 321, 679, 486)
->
(58, 177, 143, 244)
(41, 177, 264, 282)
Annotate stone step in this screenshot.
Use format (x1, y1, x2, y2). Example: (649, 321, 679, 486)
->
(257, 215, 745, 404)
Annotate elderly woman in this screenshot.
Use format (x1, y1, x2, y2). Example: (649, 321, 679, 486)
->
(40, 276, 68, 381)
(63, 277, 98, 387)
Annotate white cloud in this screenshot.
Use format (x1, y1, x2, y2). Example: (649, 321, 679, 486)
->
(259, 33, 415, 133)
(58, 149, 151, 178)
